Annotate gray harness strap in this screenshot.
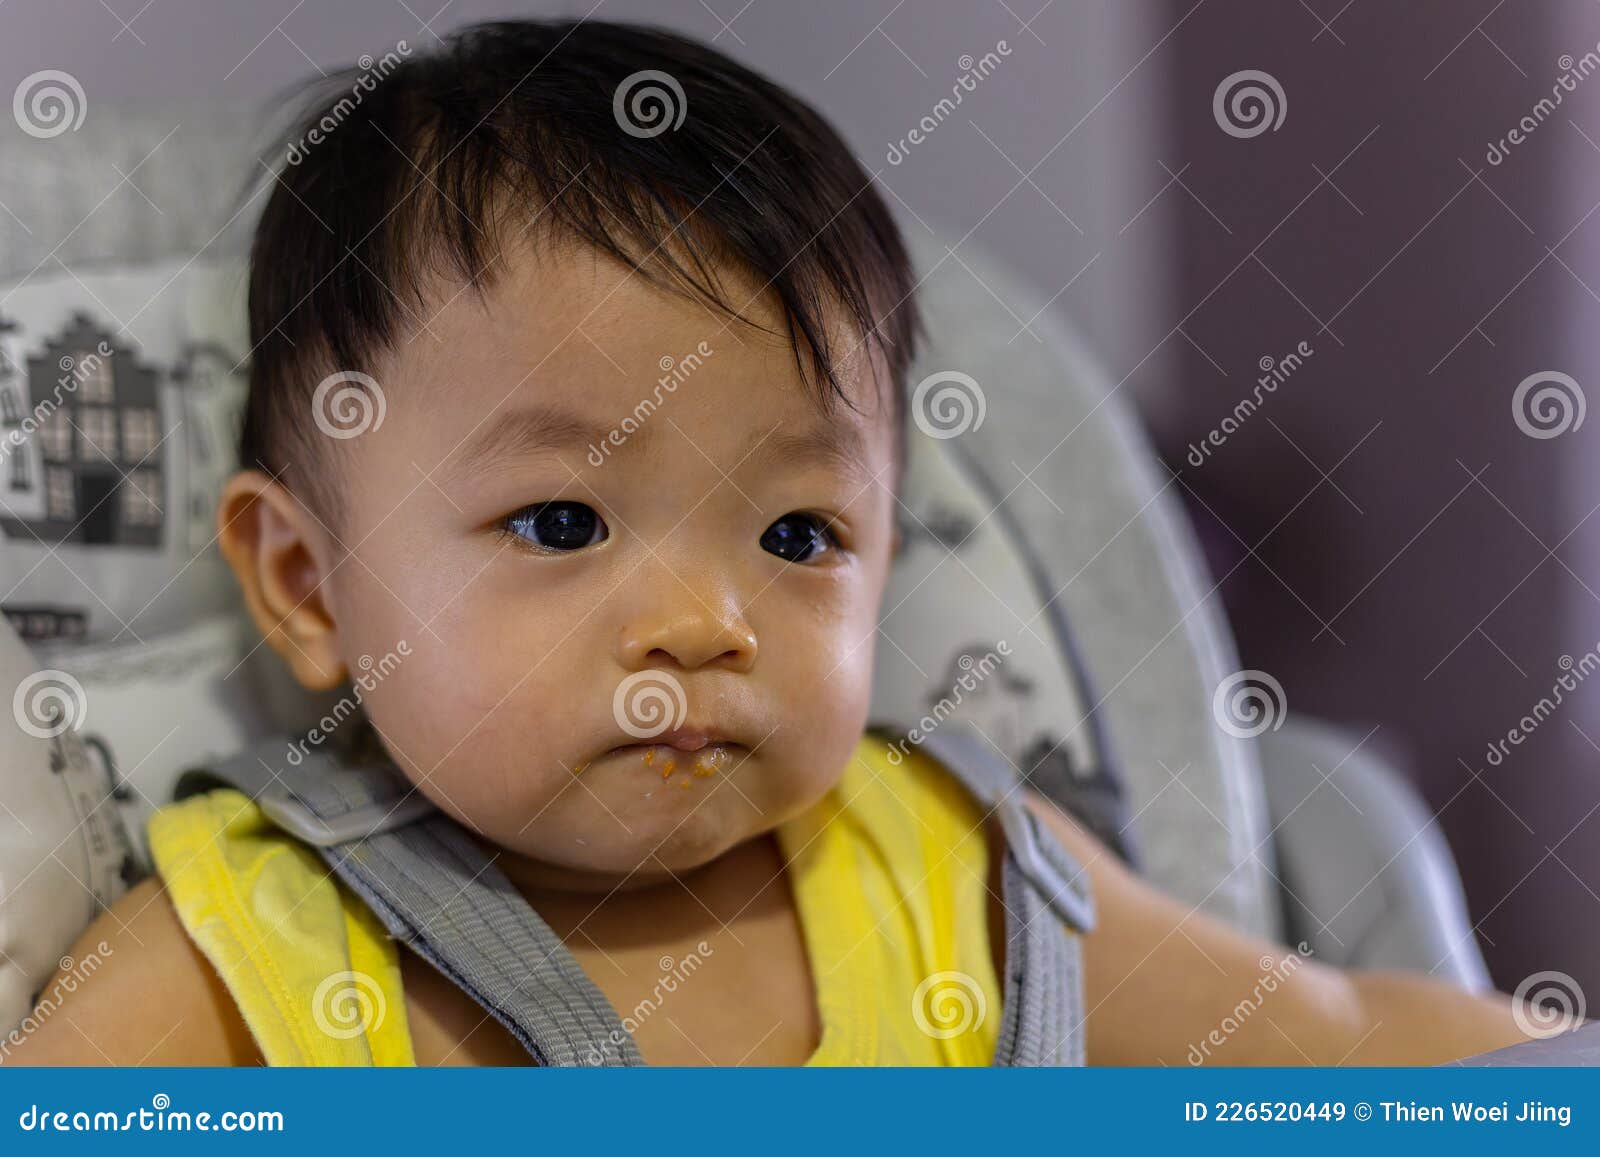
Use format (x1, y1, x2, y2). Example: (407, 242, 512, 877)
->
(917, 726, 1096, 1066)
(180, 725, 1096, 1067)
(176, 743, 643, 1067)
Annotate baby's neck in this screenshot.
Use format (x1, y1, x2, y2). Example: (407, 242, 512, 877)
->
(468, 828, 787, 940)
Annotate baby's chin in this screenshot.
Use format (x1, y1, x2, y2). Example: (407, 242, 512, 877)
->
(483, 790, 774, 888)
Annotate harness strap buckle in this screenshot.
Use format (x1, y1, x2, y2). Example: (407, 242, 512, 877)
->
(175, 739, 439, 847)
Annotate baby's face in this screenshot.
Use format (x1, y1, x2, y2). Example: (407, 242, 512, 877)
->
(311, 240, 897, 885)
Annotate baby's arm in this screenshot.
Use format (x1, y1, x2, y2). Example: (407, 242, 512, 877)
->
(3, 876, 261, 1066)
(1025, 795, 1536, 1066)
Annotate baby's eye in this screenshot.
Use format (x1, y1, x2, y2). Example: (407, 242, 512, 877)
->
(503, 501, 608, 552)
(760, 512, 835, 563)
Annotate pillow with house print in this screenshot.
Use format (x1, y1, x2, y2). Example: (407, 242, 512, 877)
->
(0, 263, 246, 642)
(0, 258, 322, 881)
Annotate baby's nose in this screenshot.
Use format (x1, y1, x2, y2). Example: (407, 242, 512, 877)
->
(616, 608, 758, 672)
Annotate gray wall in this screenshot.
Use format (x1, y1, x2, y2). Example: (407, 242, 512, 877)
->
(0, 0, 1172, 377)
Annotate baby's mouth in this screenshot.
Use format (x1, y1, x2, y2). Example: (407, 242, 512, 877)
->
(636, 742, 736, 783)
(581, 736, 745, 785)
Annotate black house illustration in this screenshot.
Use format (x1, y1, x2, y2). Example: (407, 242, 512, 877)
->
(171, 340, 242, 533)
(0, 314, 20, 495)
(0, 312, 164, 548)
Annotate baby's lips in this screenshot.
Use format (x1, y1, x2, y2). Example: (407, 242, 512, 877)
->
(597, 709, 762, 764)
(651, 728, 714, 752)
(613, 722, 750, 753)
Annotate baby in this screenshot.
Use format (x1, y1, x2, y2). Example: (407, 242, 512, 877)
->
(20, 18, 1535, 1067)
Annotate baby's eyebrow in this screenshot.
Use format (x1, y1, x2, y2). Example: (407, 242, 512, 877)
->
(762, 421, 873, 482)
(445, 405, 617, 479)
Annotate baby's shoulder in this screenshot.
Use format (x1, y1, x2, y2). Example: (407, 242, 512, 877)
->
(4, 875, 262, 1066)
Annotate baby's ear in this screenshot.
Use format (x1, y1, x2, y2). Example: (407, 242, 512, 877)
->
(216, 470, 347, 692)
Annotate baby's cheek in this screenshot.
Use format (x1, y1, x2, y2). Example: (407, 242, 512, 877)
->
(347, 650, 455, 774)
(784, 603, 876, 746)
(348, 632, 509, 774)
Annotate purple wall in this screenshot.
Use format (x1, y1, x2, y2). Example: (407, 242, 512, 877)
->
(1154, 0, 1600, 993)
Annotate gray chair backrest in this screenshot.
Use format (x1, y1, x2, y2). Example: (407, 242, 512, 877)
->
(879, 231, 1280, 938)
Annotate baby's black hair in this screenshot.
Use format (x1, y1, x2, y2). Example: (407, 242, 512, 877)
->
(240, 18, 920, 500)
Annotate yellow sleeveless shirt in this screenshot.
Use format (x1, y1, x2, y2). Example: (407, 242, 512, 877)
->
(146, 736, 1003, 1066)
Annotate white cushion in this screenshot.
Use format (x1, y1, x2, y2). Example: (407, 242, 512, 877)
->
(0, 259, 325, 1036)
(0, 618, 137, 1036)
